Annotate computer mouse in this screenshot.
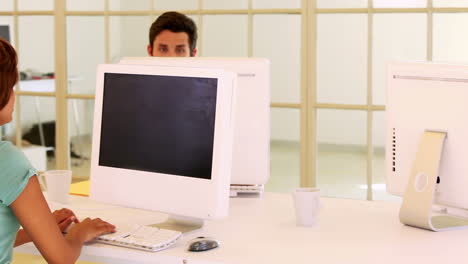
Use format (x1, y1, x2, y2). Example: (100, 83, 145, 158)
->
(188, 237, 220, 252)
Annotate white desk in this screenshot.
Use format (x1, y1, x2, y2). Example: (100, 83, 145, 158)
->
(15, 193, 468, 264)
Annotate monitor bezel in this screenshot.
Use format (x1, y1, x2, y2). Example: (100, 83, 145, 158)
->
(90, 64, 235, 220)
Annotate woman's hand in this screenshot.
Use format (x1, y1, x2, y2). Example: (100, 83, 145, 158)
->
(66, 218, 116, 244)
(12, 176, 113, 263)
(52, 208, 79, 233)
(14, 208, 80, 246)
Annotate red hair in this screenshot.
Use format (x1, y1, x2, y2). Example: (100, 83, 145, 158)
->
(0, 37, 18, 110)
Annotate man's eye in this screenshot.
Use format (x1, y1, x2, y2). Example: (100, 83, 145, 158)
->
(158, 47, 168, 52)
(176, 48, 186, 54)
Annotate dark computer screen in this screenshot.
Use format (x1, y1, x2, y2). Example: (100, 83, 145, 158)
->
(99, 73, 218, 180)
(0, 25, 10, 43)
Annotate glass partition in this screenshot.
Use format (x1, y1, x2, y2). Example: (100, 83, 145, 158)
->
(373, 0, 426, 8)
(253, 0, 300, 9)
(201, 15, 248, 57)
(433, 13, 468, 63)
(20, 96, 56, 171)
(18, 16, 55, 91)
(317, 14, 367, 105)
(317, 109, 367, 199)
(109, 16, 152, 63)
(433, 0, 468, 7)
(253, 14, 301, 104)
(317, 0, 367, 8)
(69, 99, 94, 181)
(372, 13, 426, 105)
(0, 0, 14, 11)
(67, 17, 105, 94)
(267, 108, 300, 193)
(67, 0, 105, 11)
(109, 0, 151, 10)
(154, 0, 198, 10)
(203, 0, 248, 9)
(18, 0, 53, 11)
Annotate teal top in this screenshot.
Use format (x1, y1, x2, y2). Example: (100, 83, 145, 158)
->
(0, 141, 37, 264)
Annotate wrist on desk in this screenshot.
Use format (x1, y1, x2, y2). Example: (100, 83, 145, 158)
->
(63, 233, 83, 262)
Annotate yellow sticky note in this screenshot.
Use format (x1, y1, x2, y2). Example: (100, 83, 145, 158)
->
(69, 180, 90, 197)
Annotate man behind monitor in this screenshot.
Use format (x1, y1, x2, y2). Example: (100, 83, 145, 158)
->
(147, 11, 198, 57)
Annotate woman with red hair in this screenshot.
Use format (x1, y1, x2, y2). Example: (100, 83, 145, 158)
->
(0, 37, 115, 263)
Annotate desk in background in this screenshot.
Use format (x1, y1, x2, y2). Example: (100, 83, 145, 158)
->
(15, 192, 468, 264)
(19, 79, 81, 151)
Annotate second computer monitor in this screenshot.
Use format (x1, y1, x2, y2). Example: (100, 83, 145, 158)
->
(386, 62, 468, 211)
(119, 57, 270, 193)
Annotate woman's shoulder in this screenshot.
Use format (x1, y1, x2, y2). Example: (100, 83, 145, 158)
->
(0, 140, 22, 154)
(0, 141, 37, 206)
(0, 140, 15, 148)
(0, 141, 32, 167)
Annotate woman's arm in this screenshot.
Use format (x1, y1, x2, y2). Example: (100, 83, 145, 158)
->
(14, 208, 79, 247)
(10, 176, 115, 264)
(14, 229, 31, 247)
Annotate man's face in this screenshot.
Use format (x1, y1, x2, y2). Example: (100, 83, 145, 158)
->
(147, 30, 196, 57)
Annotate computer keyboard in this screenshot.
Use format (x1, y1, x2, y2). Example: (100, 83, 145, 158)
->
(94, 224, 183, 252)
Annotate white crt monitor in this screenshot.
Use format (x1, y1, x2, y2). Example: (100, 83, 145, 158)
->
(90, 63, 236, 229)
(119, 57, 270, 193)
(386, 62, 468, 211)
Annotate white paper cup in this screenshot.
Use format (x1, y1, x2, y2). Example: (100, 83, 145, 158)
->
(41, 170, 72, 204)
(292, 187, 321, 227)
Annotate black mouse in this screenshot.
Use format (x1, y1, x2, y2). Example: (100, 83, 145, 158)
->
(188, 237, 220, 252)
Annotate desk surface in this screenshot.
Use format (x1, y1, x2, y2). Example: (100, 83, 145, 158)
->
(15, 192, 468, 264)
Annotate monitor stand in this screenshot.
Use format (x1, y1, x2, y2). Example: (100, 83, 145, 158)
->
(151, 215, 204, 234)
(399, 130, 468, 231)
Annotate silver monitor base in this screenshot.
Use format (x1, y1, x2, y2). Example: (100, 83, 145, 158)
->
(399, 131, 468, 231)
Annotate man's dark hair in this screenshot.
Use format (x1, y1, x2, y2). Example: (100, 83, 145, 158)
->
(149, 11, 197, 54)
